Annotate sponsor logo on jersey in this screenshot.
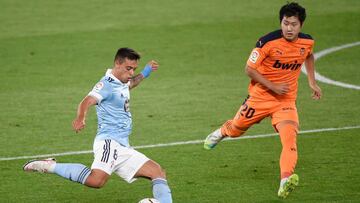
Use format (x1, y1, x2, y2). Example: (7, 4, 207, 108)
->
(249, 50, 260, 63)
(272, 60, 302, 70)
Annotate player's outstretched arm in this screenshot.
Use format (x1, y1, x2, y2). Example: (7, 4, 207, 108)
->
(72, 95, 97, 133)
(129, 60, 159, 90)
(304, 54, 322, 100)
(245, 65, 289, 95)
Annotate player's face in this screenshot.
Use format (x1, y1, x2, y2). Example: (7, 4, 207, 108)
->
(116, 58, 138, 83)
(281, 16, 302, 42)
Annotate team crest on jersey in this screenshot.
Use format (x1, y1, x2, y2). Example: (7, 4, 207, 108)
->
(300, 48, 305, 56)
(93, 82, 104, 92)
(275, 49, 283, 55)
(249, 50, 260, 63)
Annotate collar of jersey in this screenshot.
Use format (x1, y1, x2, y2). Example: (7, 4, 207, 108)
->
(105, 69, 129, 85)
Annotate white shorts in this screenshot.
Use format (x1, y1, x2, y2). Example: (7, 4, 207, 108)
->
(91, 139, 150, 183)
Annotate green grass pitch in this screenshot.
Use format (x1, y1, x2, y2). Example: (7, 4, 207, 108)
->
(1, 0, 359, 202)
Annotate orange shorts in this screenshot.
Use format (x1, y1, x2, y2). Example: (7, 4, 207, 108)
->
(222, 96, 299, 136)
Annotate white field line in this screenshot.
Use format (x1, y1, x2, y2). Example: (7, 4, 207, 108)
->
(301, 41, 360, 90)
(1, 125, 359, 161)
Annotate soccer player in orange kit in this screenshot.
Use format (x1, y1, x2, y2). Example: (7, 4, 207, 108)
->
(204, 2, 322, 198)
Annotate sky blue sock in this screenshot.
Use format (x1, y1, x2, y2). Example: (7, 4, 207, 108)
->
(152, 178, 172, 203)
(54, 163, 91, 184)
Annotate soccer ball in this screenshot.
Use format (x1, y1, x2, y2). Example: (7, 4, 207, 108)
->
(138, 198, 159, 203)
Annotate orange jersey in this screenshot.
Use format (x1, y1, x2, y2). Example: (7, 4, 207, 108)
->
(246, 29, 314, 101)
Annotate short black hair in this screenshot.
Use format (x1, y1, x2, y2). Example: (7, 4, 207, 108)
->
(279, 2, 306, 25)
(114, 48, 141, 63)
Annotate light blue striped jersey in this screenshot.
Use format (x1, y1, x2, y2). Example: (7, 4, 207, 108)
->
(88, 69, 132, 147)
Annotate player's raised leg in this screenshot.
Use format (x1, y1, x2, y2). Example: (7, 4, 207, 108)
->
(204, 97, 265, 150)
(23, 158, 93, 185)
(204, 119, 249, 150)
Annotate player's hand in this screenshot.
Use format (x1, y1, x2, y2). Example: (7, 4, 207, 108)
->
(148, 60, 159, 71)
(270, 83, 289, 95)
(72, 118, 85, 133)
(141, 60, 159, 78)
(309, 83, 322, 100)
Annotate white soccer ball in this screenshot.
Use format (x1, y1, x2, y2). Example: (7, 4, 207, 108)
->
(138, 198, 159, 203)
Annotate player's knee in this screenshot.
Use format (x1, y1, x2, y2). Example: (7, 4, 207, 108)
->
(278, 123, 297, 149)
(149, 164, 167, 180)
(85, 174, 108, 189)
(160, 168, 167, 179)
(89, 178, 107, 189)
(155, 166, 167, 179)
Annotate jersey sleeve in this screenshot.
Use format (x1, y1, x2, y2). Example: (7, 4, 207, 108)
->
(88, 80, 112, 103)
(308, 41, 314, 57)
(246, 46, 268, 70)
(299, 32, 315, 57)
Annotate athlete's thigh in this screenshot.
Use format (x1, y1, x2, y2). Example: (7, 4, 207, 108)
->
(271, 101, 299, 129)
(113, 146, 150, 183)
(232, 96, 272, 129)
(134, 160, 165, 180)
(91, 139, 120, 175)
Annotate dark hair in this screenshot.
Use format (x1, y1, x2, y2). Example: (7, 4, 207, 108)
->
(114, 48, 141, 63)
(279, 2, 306, 25)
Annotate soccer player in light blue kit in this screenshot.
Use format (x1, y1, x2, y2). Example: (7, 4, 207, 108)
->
(23, 48, 172, 203)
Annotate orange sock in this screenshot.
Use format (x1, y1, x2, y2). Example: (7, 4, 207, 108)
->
(221, 120, 247, 137)
(279, 124, 298, 179)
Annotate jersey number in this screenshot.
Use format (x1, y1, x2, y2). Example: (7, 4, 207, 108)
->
(113, 149, 118, 160)
(240, 104, 255, 118)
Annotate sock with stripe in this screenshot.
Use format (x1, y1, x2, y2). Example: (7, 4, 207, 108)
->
(54, 163, 91, 184)
(152, 178, 172, 203)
